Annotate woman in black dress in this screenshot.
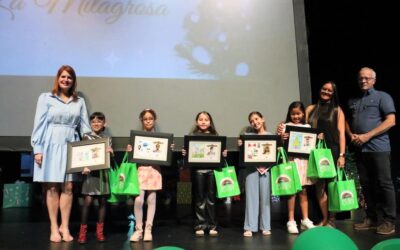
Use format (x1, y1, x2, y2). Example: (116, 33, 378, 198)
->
(305, 81, 346, 227)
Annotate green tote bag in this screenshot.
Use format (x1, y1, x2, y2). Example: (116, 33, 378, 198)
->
(214, 162, 241, 198)
(107, 159, 128, 203)
(271, 147, 302, 196)
(328, 167, 359, 212)
(308, 139, 337, 178)
(110, 152, 140, 196)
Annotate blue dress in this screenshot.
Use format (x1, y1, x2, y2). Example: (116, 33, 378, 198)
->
(31, 92, 91, 183)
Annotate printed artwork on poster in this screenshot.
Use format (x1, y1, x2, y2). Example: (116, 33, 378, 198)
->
(288, 131, 317, 154)
(244, 140, 276, 162)
(188, 141, 222, 163)
(71, 143, 106, 168)
(133, 136, 169, 161)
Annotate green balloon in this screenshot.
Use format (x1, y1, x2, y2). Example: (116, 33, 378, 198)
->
(153, 246, 185, 250)
(371, 239, 400, 250)
(292, 227, 358, 250)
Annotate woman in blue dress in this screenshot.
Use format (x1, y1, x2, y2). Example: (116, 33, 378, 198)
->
(31, 65, 91, 242)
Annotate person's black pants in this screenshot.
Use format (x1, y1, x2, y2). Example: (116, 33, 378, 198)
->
(356, 151, 396, 223)
(193, 170, 217, 230)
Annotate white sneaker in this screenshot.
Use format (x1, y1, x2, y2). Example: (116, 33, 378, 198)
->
(195, 230, 205, 236)
(243, 230, 252, 237)
(262, 230, 271, 236)
(301, 218, 316, 230)
(209, 229, 218, 236)
(287, 221, 299, 234)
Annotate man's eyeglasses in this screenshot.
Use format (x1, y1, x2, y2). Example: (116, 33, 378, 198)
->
(358, 77, 375, 82)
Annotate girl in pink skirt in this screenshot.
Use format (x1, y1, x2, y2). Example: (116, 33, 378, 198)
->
(277, 101, 316, 234)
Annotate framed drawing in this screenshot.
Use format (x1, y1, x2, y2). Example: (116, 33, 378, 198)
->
(130, 130, 174, 166)
(284, 125, 318, 157)
(239, 135, 279, 167)
(66, 137, 110, 173)
(184, 135, 226, 168)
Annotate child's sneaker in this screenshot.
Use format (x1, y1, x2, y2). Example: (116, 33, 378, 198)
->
(195, 230, 205, 236)
(287, 221, 299, 234)
(301, 218, 316, 230)
(262, 230, 271, 236)
(243, 230, 252, 237)
(209, 229, 218, 236)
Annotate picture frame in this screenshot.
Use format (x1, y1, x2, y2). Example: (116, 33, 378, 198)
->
(284, 125, 318, 157)
(184, 135, 226, 168)
(66, 137, 110, 173)
(239, 135, 280, 167)
(130, 130, 174, 166)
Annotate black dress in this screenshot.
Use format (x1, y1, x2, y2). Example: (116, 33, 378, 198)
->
(312, 103, 340, 161)
(309, 103, 350, 219)
(80, 132, 111, 195)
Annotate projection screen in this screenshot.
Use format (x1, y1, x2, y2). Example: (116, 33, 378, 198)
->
(0, 0, 310, 150)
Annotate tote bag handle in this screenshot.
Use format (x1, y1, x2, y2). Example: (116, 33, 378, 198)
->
(121, 151, 130, 164)
(277, 147, 289, 164)
(317, 139, 328, 149)
(336, 167, 348, 182)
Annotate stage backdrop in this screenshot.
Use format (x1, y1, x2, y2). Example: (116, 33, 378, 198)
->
(0, 0, 311, 150)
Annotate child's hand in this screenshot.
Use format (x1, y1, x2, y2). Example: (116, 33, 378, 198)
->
(82, 167, 91, 175)
(237, 139, 243, 147)
(107, 146, 114, 154)
(257, 167, 268, 175)
(126, 144, 133, 152)
(317, 133, 324, 140)
(281, 132, 289, 141)
(276, 122, 285, 135)
(222, 149, 228, 158)
(181, 148, 187, 156)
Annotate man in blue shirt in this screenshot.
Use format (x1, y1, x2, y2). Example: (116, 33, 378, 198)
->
(346, 67, 396, 235)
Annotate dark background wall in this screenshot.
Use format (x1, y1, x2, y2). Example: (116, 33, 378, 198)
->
(304, 0, 399, 179)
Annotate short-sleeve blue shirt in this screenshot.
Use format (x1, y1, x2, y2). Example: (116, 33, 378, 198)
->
(348, 88, 395, 152)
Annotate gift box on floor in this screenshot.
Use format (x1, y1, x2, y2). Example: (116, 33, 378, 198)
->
(176, 182, 192, 205)
(3, 182, 33, 208)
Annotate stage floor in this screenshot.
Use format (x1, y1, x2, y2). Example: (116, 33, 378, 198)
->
(1, 199, 399, 250)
